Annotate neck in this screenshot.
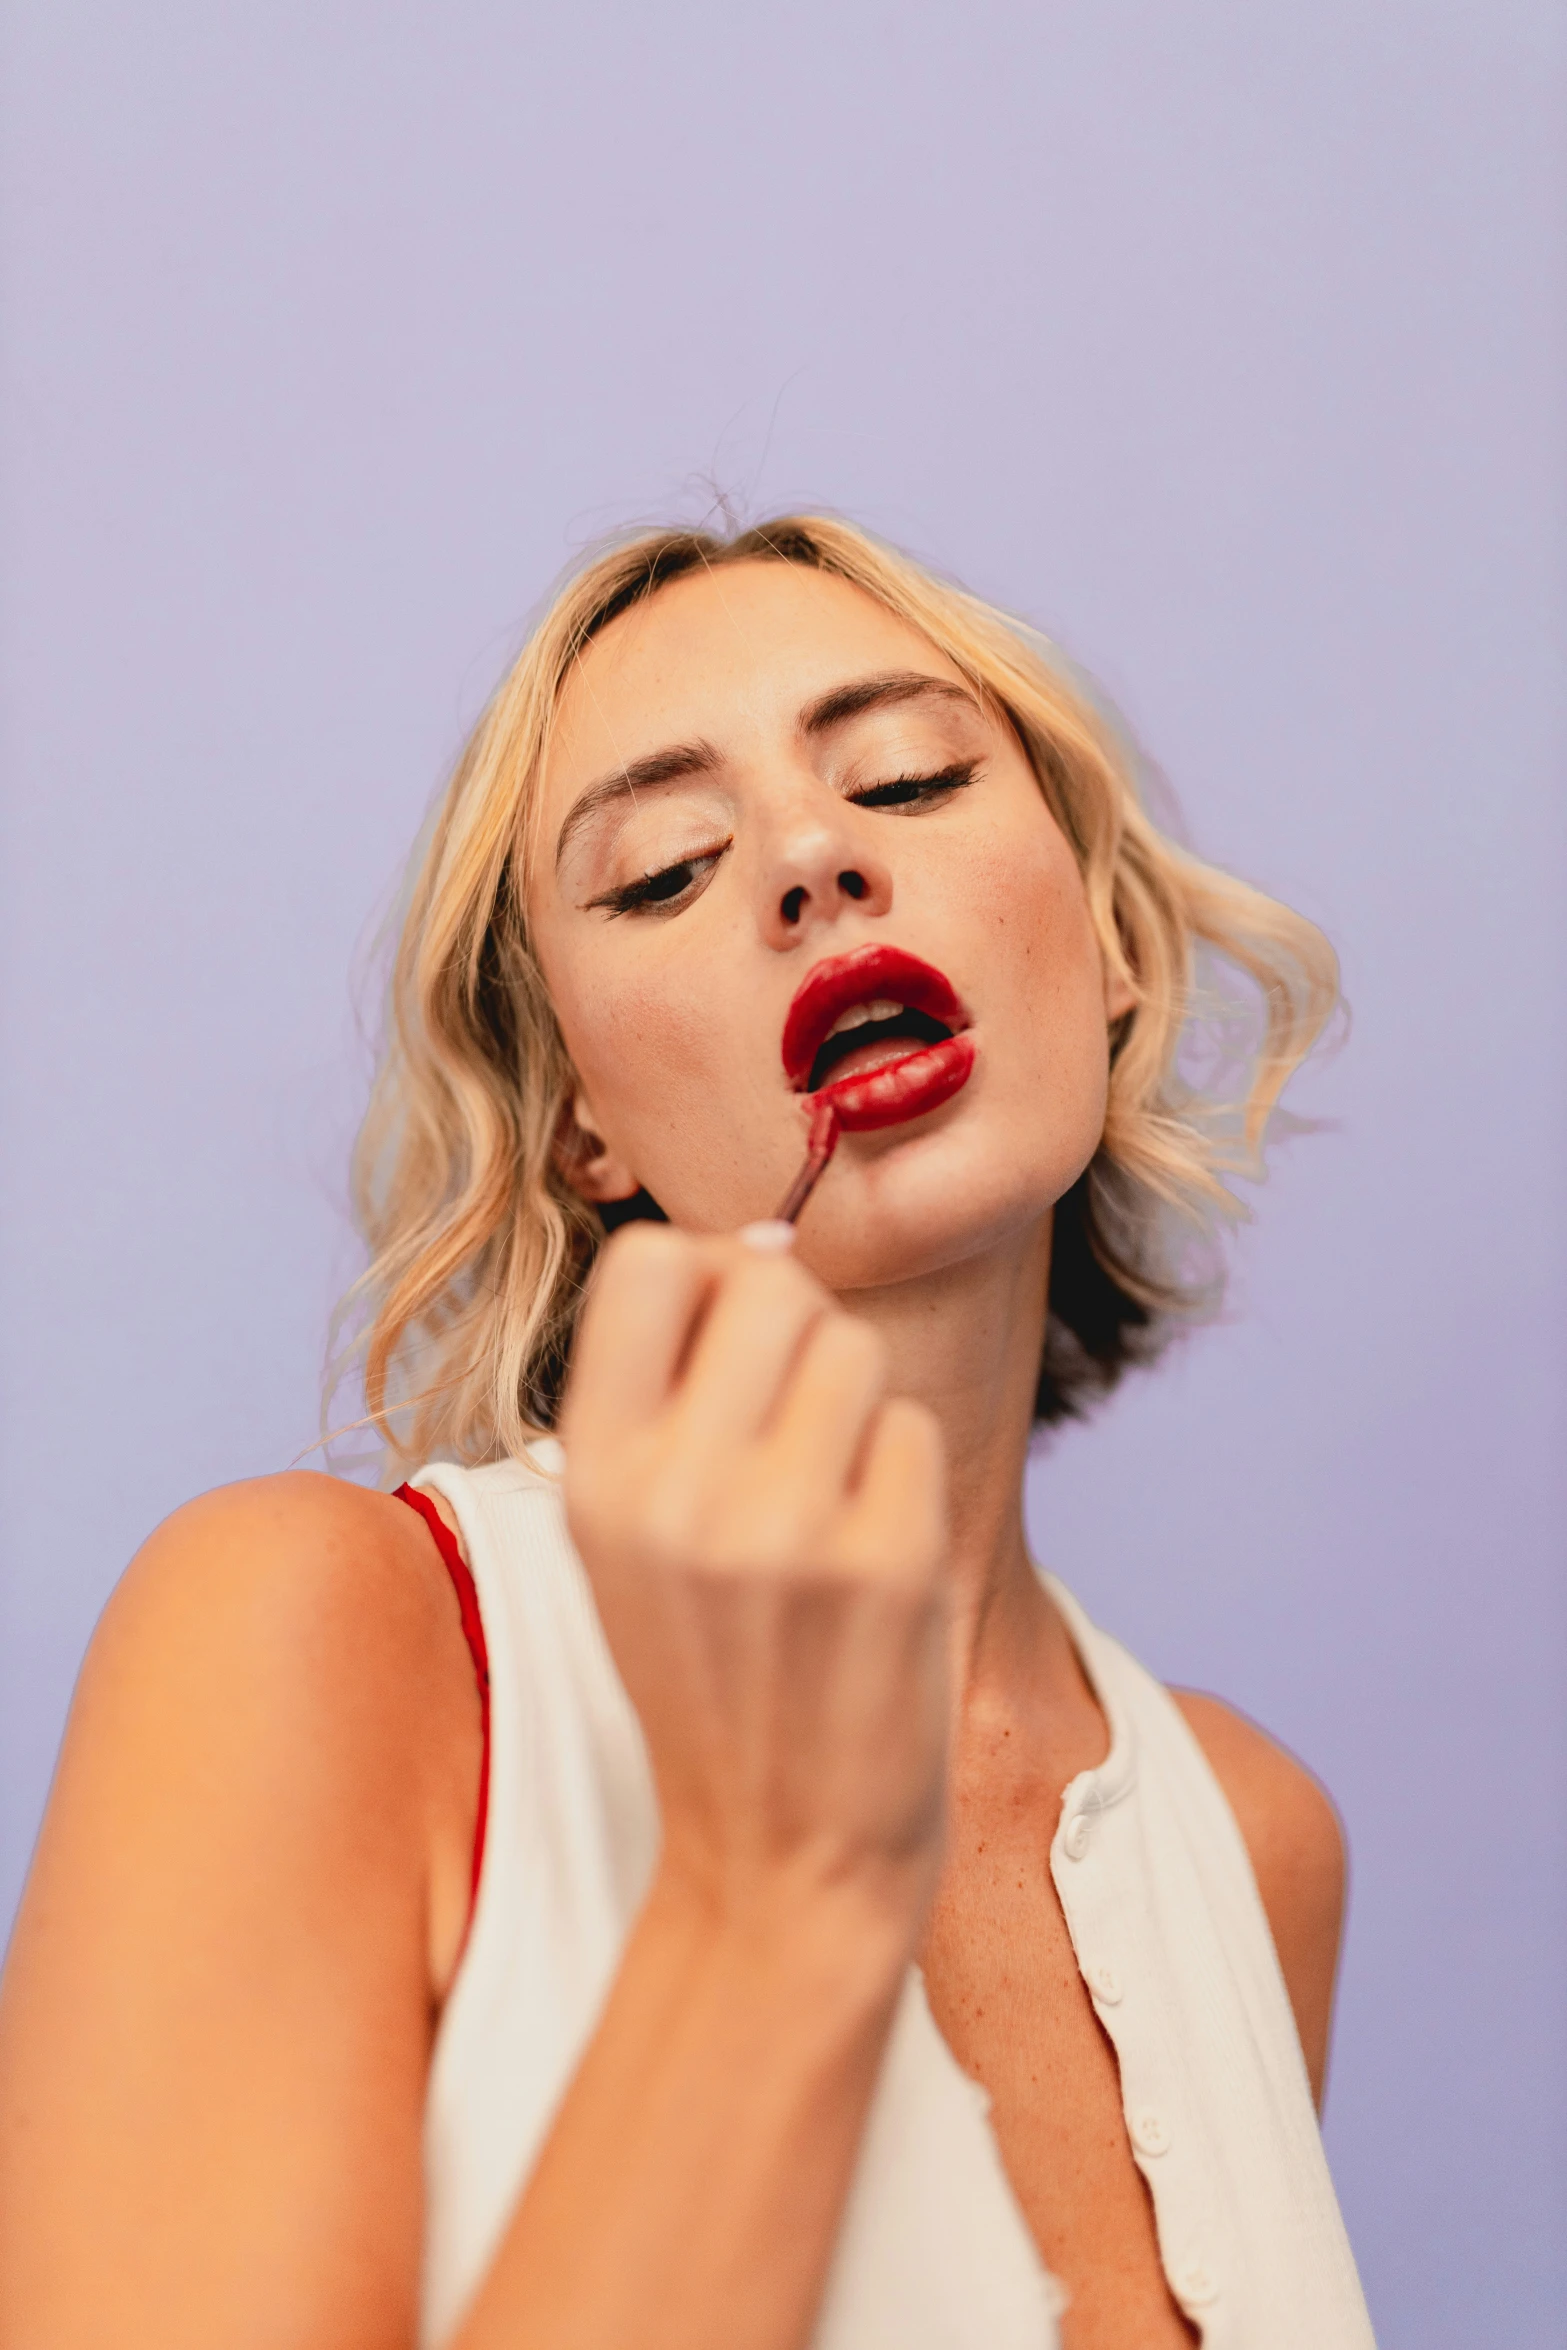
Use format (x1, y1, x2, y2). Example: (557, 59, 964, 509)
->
(844, 1214, 1070, 1703)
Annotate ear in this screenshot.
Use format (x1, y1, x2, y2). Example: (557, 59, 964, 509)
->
(1103, 943, 1138, 1025)
(553, 1087, 641, 1205)
(1105, 970, 1139, 1024)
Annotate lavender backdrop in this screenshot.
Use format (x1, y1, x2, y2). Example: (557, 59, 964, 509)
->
(2, 4, 1563, 2339)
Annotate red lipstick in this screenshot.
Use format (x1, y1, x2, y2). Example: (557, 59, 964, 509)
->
(781, 944, 975, 1134)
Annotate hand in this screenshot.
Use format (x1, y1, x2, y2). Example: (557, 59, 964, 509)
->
(560, 1224, 951, 1944)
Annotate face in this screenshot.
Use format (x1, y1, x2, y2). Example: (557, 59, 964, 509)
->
(528, 560, 1130, 1289)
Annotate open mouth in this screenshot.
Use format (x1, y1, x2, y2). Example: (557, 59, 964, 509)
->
(781, 945, 976, 1134)
(806, 1001, 955, 1091)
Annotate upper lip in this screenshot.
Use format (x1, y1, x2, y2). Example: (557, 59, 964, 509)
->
(781, 945, 969, 1092)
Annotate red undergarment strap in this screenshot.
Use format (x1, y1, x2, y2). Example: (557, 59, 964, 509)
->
(394, 1483, 490, 1914)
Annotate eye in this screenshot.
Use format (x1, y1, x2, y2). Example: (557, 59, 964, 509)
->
(846, 761, 978, 811)
(588, 846, 725, 918)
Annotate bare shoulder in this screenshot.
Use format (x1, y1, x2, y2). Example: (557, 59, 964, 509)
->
(1170, 1689, 1347, 1909)
(32, 1470, 482, 1999)
(1171, 1689, 1347, 2108)
(102, 1469, 466, 1700)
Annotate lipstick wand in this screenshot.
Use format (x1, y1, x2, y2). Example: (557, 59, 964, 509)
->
(773, 1098, 840, 1225)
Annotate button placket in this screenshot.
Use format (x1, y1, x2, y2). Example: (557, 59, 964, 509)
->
(1173, 2259, 1219, 2310)
(1131, 2107, 1171, 2158)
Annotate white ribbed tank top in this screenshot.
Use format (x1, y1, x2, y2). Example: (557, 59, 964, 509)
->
(412, 1450, 1375, 2350)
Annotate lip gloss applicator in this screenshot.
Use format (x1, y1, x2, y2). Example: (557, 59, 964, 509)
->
(773, 1097, 840, 1225)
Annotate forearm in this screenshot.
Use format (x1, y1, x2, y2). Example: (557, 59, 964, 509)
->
(452, 1867, 912, 2350)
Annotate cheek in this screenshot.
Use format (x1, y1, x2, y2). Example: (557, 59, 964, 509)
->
(961, 811, 1103, 1026)
(954, 813, 1113, 1169)
(557, 959, 697, 1096)
(542, 931, 746, 1154)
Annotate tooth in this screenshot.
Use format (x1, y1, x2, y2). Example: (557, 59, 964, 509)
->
(824, 999, 905, 1042)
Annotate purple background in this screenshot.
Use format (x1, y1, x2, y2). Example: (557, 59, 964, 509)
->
(3, 5, 1563, 2339)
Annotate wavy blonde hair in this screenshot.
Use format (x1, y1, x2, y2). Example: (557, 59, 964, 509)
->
(340, 514, 1337, 1477)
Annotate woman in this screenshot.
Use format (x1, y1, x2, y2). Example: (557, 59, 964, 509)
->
(0, 517, 1375, 2348)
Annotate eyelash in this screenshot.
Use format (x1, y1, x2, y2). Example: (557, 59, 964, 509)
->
(846, 760, 976, 812)
(591, 762, 978, 918)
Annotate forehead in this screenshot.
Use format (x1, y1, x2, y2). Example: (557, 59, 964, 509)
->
(544, 561, 971, 799)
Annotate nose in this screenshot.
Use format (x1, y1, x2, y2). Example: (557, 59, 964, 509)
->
(757, 795, 893, 949)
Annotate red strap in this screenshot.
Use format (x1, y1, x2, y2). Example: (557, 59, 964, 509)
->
(394, 1483, 490, 1915)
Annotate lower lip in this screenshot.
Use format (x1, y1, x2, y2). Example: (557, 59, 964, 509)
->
(815, 1033, 977, 1132)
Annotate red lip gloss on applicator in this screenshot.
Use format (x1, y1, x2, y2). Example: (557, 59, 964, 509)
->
(773, 1096, 840, 1225)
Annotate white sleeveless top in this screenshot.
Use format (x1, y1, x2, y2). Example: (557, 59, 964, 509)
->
(412, 1450, 1375, 2350)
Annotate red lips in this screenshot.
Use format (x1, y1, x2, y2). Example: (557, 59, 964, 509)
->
(781, 945, 976, 1134)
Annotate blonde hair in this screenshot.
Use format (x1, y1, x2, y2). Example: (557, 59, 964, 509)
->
(341, 514, 1337, 1476)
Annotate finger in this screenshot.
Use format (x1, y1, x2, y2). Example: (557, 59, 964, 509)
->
(668, 1250, 833, 1452)
(761, 1313, 889, 1500)
(562, 1225, 728, 1440)
(834, 1398, 948, 1581)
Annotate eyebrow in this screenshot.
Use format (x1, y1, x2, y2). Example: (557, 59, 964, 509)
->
(796, 669, 980, 736)
(553, 671, 981, 873)
(554, 740, 721, 872)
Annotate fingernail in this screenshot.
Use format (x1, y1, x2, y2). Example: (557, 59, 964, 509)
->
(737, 1219, 797, 1253)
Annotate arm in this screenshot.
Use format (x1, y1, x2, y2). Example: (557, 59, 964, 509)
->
(0, 1473, 478, 2350)
(1171, 1691, 1347, 2108)
(457, 1873, 906, 2350)
(458, 1226, 946, 2350)
(401, 1496, 917, 2350)
(0, 1229, 948, 2350)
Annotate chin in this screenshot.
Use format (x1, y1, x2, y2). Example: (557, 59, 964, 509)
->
(797, 1121, 1095, 1294)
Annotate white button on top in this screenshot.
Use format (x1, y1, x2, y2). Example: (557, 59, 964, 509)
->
(1131, 2107, 1171, 2157)
(1173, 2260, 1219, 2308)
(1088, 1962, 1123, 2006)
(1063, 1812, 1092, 1861)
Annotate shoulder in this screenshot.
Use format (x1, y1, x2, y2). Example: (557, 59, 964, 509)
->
(1170, 1689, 1347, 2108)
(1169, 1689, 1347, 1912)
(95, 1471, 474, 1759)
(66, 1471, 482, 1994)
